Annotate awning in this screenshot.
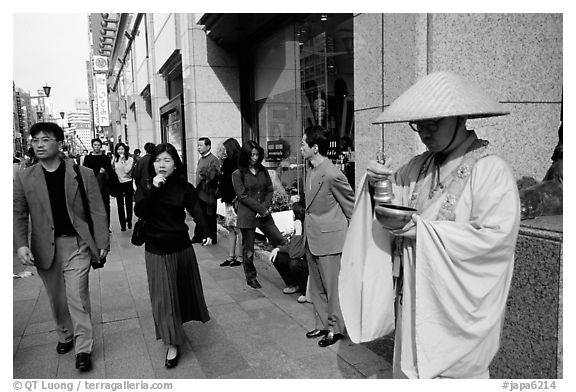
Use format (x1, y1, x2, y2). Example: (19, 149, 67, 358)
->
(197, 13, 294, 46)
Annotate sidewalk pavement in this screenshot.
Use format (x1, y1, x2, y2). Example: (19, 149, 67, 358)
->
(13, 204, 394, 379)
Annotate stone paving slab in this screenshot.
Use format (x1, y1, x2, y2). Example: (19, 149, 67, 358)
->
(13, 204, 393, 379)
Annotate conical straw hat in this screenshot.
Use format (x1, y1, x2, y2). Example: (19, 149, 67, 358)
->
(373, 71, 509, 124)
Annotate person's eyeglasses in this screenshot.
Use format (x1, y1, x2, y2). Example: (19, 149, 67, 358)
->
(31, 137, 57, 145)
(408, 119, 441, 133)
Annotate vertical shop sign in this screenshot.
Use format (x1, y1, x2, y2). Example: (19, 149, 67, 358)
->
(94, 73, 110, 126)
(92, 98, 100, 127)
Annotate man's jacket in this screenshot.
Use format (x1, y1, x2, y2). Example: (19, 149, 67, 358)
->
(13, 158, 110, 270)
(304, 159, 355, 256)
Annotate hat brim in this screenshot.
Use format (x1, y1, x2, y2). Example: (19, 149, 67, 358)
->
(372, 71, 510, 124)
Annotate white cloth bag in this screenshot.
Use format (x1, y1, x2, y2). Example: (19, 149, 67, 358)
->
(339, 174, 396, 343)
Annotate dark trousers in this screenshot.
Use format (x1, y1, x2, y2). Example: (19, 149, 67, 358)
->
(193, 199, 217, 243)
(116, 181, 133, 229)
(273, 251, 308, 292)
(240, 224, 285, 283)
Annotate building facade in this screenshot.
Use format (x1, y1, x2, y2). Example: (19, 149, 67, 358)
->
(90, 13, 562, 196)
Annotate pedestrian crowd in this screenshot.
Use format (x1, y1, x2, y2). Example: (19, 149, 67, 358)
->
(13, 71, 521, 378)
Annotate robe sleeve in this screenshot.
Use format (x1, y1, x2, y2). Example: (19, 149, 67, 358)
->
(412, 155, 521, 378)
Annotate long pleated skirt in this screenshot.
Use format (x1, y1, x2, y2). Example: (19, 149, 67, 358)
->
(145, 245, 210, 346)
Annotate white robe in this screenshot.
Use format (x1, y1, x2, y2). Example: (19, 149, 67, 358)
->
(340, 133, 520, 378)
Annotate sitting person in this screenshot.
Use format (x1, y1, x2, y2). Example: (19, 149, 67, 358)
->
(269, 201, 309, 303)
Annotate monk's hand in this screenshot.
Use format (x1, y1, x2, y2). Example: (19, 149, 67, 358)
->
(390, 214, 419, 240)
(366, 160, 394, 186)
(99, 249, 109, 260)
(17, 246, 35, 266)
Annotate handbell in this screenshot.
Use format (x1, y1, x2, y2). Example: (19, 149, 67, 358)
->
(373, 178, 394, 204)
(373, 149, 395, 204)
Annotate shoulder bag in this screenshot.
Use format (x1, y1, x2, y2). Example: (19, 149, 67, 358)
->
(131, 218, 147, 246)
(74, 164, 107, 269)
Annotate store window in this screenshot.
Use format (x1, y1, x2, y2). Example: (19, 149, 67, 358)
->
(252, 14, 354, 211)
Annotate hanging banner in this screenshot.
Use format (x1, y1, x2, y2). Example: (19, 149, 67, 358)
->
(94, 73, 110, 126)
(92, 97, 100, 127)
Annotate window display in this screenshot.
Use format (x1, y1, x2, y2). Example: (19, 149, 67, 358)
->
(252, 14, 354, 211)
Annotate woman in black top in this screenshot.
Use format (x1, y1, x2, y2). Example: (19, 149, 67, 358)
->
(134, 143, 211, 369)
(218, 138, 242, 267)
(232, 140, 286, 289)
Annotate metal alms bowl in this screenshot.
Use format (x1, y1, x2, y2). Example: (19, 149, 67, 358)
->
(374, 204, 418, 231)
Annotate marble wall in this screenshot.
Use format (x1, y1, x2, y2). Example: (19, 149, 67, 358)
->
(180, 14, 243, 182)
(354, 13, 563, 183)
(490, 216, 563, 378)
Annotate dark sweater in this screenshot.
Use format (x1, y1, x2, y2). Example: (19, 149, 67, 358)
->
(83, 153, 113, 193)
(134, 176, 209, 255)
(42, 160, 76, 236)
(219, 156, 239, 203)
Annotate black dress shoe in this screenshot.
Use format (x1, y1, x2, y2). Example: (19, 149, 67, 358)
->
(220, 258, 234, 267)
(121, 227, 126, 232)
(75, 352, 92, 371)
(306, 329, 329, 338)
(247, 280, 262, 289)
(318, 333, 344, 347)
(165, 347, 180, 368)
(229, 259, 241, 267)
(56, 340, 74, 354)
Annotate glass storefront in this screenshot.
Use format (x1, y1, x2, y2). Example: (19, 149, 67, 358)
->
(252, 14, 354, 211)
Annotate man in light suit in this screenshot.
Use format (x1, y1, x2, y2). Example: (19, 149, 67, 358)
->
(300, 126, 355, 347)
(13, 122, 109, 372)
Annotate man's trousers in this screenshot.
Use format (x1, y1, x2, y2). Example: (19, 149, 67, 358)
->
(305, 245, 345, 335)
(36, 236, 93, 355)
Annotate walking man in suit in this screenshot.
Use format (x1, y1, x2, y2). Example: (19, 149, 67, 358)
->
(300, 126, 355, 347)
(14, 122, 110, 371)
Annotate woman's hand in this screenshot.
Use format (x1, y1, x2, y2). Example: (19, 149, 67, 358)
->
(152, 174, 166, 188)
(202, 237, 213, 246)
(366, 159, 394, 185)
(269, 247, 279, 262)
(255, 210, 269, 219)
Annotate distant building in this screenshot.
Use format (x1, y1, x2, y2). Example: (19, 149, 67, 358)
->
(66, 101, 92, 153)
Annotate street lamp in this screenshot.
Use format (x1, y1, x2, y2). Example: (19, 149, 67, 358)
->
(29, 84, 52, 122)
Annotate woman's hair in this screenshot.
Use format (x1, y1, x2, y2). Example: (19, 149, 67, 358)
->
(292, 201, 305, 222)
(148, 143, 185, 179)
(238, 140, 264, 169)
(114, 142, 130, 161)
(223, 138, 241, 163)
